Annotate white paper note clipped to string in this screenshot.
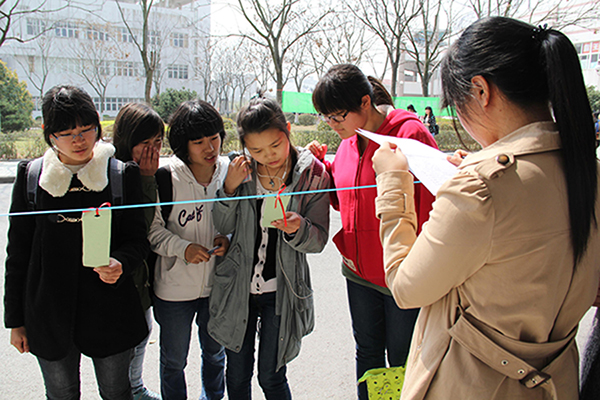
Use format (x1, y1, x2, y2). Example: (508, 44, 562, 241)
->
(357, 129, 457, 196)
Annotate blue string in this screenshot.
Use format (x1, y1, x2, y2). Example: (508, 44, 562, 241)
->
(1, 181, 422, 218)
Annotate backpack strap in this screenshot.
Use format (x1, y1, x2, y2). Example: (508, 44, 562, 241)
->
(26, 158, 43, 211)
(109, 158, 125, 206)
(308, 158, 325, 192)
(155, 165, 173, 222)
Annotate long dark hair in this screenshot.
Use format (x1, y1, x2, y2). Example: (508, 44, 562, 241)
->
(113, 102, 164, 162)
(441, 16, 597, 264)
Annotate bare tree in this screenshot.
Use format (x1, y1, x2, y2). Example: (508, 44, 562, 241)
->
(235, 0, 330, 103)
(404, 0, 454, 97)
(73, 23, 119, 115)
(465, 0, 600, 28)
(350, 0, 422, 96)
(287, 36, 313, 92)
(0, 0, 68, 48)
(13, 31, 56, 101)
(115, 0, 158, 103)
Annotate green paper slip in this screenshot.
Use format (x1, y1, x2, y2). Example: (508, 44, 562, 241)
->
(261, 195, 290, 228)
(82, 208, 111, 268)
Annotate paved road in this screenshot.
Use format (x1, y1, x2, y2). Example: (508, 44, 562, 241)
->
(0, 171, 596, 399)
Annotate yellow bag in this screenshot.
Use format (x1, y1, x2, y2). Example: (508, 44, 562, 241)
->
(358, 366, 405, 400)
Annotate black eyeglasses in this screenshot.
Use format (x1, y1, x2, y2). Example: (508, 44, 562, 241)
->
(319, 111, 349, 123)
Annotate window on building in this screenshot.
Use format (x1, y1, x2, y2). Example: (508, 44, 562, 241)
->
(28, 56, 35, 73)
(86, 26, 109, 41)
(115, 61, 136, 77)
(171, 32, 188, 48)
(167, 64, 189, 79)
(591, 54, 599, 70)
(105, 98, 118, 111)
(99, 61, 112, 76)
(575, 43, 582, 54)
(121, 28, 135, 43)
(27, 19, 46, 36)
(580, 54, 590, 69)
(150, 30, 160, 46)
(32, 97, 42, 111)
(55, 22, 80, 39)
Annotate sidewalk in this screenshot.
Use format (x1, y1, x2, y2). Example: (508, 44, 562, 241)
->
(0, 160, 19, 184)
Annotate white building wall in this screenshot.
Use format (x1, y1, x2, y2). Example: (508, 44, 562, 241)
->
(0, 0, 211, 118)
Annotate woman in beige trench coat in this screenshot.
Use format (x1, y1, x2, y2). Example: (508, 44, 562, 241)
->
(372, 17, 600, 400)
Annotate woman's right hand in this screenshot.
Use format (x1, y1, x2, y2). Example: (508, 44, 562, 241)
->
(11, 327, 29, 354)
(224, 155, 250, 195)
(185, 243, 211, 264)
(447, 149, 469, 167)
(307, 140, 327, 162)
(372, 142, 409, 175)
(138, 145, 160, 176)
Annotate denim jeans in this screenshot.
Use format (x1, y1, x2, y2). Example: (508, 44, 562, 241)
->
(153, 296, 225, 400)
(129, 308, 153, 394)
(346, 279, 419, 400)
(225, 292, 291, 400)
(37, 345, 133, 400)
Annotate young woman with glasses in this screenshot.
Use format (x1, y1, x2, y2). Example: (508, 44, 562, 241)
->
(4, 85, 149, 399)
(308, 64, 437, 399)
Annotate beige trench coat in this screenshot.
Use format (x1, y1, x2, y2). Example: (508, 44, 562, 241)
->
(375, 122, 600, 399)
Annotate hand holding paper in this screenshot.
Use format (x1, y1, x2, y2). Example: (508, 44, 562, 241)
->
(358, 129, 457, 196)
(94, 257, 123, 284)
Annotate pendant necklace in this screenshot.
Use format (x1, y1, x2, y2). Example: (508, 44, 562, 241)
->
(257, 157, 289, 188)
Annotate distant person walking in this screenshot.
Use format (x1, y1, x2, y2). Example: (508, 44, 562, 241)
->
(423, 106, 439, 136)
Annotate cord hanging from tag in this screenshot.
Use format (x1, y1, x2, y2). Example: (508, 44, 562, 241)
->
(275, 184, 287, 227)
(84, 202, 112, 217)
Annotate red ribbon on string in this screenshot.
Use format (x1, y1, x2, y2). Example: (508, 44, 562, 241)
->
(85, 202, 112, 217)
(275, 184, 287, 227)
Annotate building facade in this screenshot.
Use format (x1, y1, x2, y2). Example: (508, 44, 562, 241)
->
(0, 0, 211, 118)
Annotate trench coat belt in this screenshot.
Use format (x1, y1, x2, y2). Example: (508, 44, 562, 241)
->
(448, 311, 577, 399)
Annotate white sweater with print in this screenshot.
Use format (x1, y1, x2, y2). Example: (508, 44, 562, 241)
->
(148, 155, 229, 301)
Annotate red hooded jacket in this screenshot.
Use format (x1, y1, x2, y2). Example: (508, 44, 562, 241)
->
(326, 109, 437, 288)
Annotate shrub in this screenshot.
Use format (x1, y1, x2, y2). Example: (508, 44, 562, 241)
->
(0, 133, 18, 159)
(297, 113, 317, 126)
(435, 118, 481, 152)
(152, 88, 198, 122)
(22, 136, 47, 159)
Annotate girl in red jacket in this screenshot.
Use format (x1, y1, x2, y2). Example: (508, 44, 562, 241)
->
(308, 64, 437, 399)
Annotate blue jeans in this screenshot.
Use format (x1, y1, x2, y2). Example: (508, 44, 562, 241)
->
(37, 345, 133, 400)
(225, 292, 291, 400)
(129, 308, 153, 394)
(153, 296, 225, 400)
(346, 279, 419, 400)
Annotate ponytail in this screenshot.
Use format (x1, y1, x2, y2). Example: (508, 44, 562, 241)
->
(542, 29, 597, 264)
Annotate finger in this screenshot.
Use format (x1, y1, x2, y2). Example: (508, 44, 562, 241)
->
(22, 336, 30, 353)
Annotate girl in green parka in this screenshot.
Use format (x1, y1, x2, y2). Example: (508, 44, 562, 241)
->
(208, 96, 330, 399)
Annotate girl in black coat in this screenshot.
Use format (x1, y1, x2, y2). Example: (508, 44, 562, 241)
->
(4, 85, 149, 399)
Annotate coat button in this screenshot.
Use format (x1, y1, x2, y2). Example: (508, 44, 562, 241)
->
(496, 154, 510, 165)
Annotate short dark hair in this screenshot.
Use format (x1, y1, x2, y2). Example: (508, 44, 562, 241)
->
(312, 64, 374, 115)
(113, 102, 164, 162)
(42, 85, 101, 147)
(168, 100, 225, 162)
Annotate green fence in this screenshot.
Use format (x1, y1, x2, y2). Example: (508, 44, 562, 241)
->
(281, 91, 450, 116)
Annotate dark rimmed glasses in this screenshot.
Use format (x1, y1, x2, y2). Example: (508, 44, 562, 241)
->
(318, 111, 349, 124)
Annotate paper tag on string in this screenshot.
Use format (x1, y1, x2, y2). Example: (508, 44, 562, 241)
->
(261, 195, 290, 228)
(82, 206, 111, 268)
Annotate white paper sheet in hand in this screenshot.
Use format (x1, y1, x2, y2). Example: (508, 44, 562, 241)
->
(357, 129, 457, 196)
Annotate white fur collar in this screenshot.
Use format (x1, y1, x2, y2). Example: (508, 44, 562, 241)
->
(39, 141, 116, 198)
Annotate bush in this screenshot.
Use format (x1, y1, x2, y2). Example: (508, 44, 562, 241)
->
(152, 88, 198, 122)
(291, 121, 341, 153)
(222, 129, 240, 154)
(284, 112, 295, 123)
(297, 113, 316, 126)
(22, 135, 46, 159)
(588, 85, 600, 113)
(434, 118, 481, 152)
(0, 133, 18, 159)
